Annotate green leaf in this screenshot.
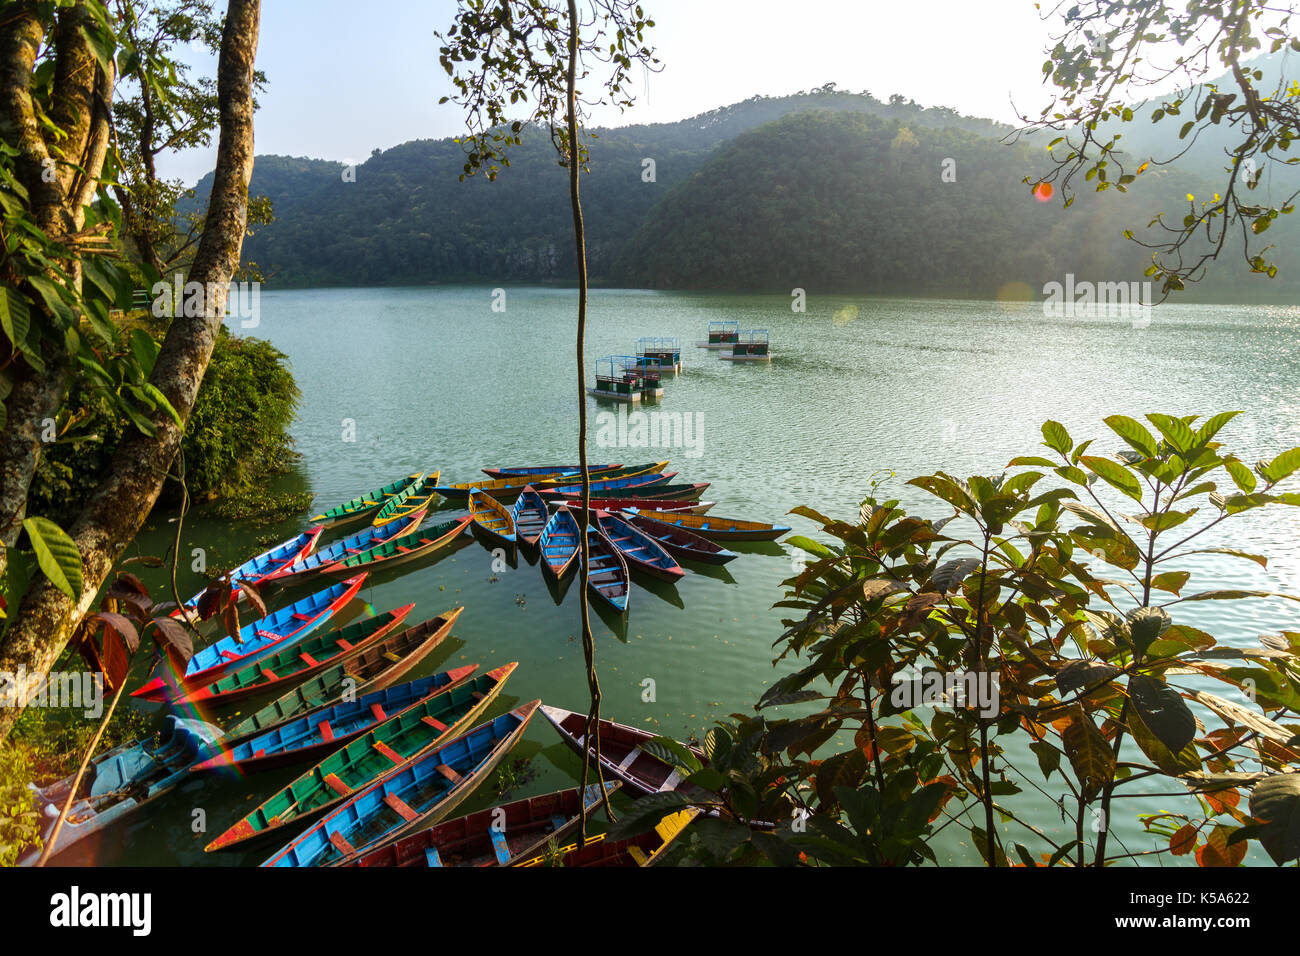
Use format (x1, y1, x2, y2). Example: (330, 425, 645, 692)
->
(22, 516, 82, 599)
(1193, 411, 1241, 445)
(1249, 775, 1300, 864)
(1128, 674, 1195, 751)
(1262, 447, 1300, 484)
(1042, 420, 1073, 456)
(1079, 455, 1143, 501)
(1146, 413, 1196, 452)
(640, 736, 703, 775)
(1103, 415, 1158, 457)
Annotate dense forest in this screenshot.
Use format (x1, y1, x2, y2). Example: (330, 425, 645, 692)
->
(192, 78, 1299, 297)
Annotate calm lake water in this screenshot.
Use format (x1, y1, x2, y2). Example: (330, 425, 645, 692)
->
(65, 286, 1300, 866)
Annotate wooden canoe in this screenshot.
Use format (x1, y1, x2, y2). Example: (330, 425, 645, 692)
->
(593, 511, 685, 582)
(205, 666, 512, 852)
(513, 807, 700, 867)
(16, 716, 225, 866)
(323, 516, 471, 575)
(541, 704, 708, 799)
(469, 488, 516, 547)
(551, 497, 714, 515)
(195, 664, 481, 778)
(539, 506, 580, 581)
(371, 470, 441, 527)
(432, 472, 570, 504)
(621, 511, 739, 565)
(168, 604, 416, 707)
(510, 485, 549, 548)
(131, 574, 368, 702)
(622, 509, 791, 541)
(584, 527, 630, 614)
(261, 700, 540, 867)
(309, 473, 425, 530)
(536, 471, 675, 499)
(171, 527, 323, 620)
(262, 512, 425, 585)
(481, 463, 622, 480)
(222, 607, 464, 741)
(344, 782, 619, 867)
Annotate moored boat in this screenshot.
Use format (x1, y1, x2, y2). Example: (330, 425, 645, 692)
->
(222, 607, 464, 741)
(261, 513, 425, 585)
(694, 320, 739, 349)
(539, 506, 580, 581)
(481, 463, 621, 480)
(620, 511, 739, 565)
(552, 496, 714, 515)
(194, 664, 483, 778)
(261, 700, 540, 867)
(514, 807, 700, 867)
(205, 666, 513, 852)
(717, 328, 772, 362)
(168, 604, 416, 707)
(535, 471, 675, 499)
(309, 473, 425, 530)
(17, 716, 224, 866)
(323, 516, 471, 576)
(171, 527, 323, 621)
(131, 575, 368, 702)
(623, 509, 791, 541)
(592, 511, 685, 582)
(344, 782, 618, 867)
(510, 485, 549, 548)
(371, 471, 441, 527)
(468, 488, 516, 547)
(584, 528, 630, 614)
(543, 480, 706, 502)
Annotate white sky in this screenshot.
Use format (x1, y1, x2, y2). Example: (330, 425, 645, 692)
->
(162, 0, 1070, 184)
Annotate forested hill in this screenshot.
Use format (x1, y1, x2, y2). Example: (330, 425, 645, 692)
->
(197, 86, 1298, 296)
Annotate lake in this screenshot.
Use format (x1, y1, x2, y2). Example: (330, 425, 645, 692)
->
(71, 286, 1300, 866)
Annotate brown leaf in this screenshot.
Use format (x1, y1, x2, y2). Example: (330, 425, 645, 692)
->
(241, 579, 267, 619)
(1060, 704, 1116, 800)
(147, 617, 194, 667)
(1169, 824, 1197, 856)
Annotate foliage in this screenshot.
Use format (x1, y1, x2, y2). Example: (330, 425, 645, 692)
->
(27, 326, 299, 528)
(10, 697, 151, 785)
(1021, 1, 1300, 293)
(613, 411, 1300, 866)
(0, 739, 42, 867)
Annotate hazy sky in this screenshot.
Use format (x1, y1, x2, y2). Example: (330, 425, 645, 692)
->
(162, 0, 1067, 184)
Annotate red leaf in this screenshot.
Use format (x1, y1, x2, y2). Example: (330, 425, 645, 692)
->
(1169, 824, 1197, 856)
(147, 617, 194, 669)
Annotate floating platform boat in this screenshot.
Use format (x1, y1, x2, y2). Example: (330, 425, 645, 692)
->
(205, 667, 512, 852)
(636, 336, 682, 373)
(588, 355, 644, 403)
(624, 509, 791, 540)
(220, 607, 464, 745)
(17, 715, 224, 866)
(344, 782, 618, 867)
(261, 700, 540, 867)
(131, 575, 367, 702)
(309, 473, 425, 530)
(694, 320, 739, 349)
(717, 329, 772, 362)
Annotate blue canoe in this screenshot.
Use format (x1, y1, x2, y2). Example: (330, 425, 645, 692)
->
(262, 700, 540, 867)
(264, 513, 425, 585)
(584, 528, 630, 614)
(511, 485, 549, 548)
(17, 715, 223, 865)
(594, 511, 685, 583)
(536, 472, 673, 498)
(172, 528, 323, 620)
(132, 574, 367, 701)
(191, 666, 479, 775)
(539, 506, 580, 580)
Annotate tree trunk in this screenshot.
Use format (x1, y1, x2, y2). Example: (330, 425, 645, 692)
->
(0, 0, 262, 741)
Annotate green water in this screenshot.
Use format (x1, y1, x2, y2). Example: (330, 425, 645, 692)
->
(63, 286, 1300, 866)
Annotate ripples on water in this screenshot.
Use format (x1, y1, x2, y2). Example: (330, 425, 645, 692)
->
(101, 287, 1299, 866)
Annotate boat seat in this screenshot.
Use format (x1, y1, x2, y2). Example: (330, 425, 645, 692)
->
(382, 651, 401, 663)
(436, 765, 465, 784)
(661, 769, 682, 791)
(221, 649, 241, 660)
(424, 847, 443, 867)
(489, 828, 512, 865)
(372, 741, 404, 764)
(421, 715, 449, 732)
(260, 668, 278, 682)
(383, 792, 419, 822)
(291, 613, 313, 622)
(335, 638, 353, 651)
(617, 749, 640, 771)
(298, 652, 319, 667)
(627, 845, 650, 866)
(323, 772, 350, 796)
(329, 831, 356, 857)
(369, 703, 387, 722)
(317, 721, 334, 742)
